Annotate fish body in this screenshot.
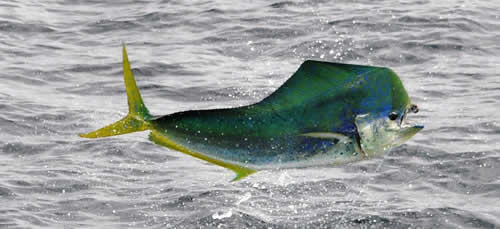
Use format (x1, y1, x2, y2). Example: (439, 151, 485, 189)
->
(81, 44, 423, 181)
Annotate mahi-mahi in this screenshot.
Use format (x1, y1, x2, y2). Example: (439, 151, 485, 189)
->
(80, 44, 423, 181)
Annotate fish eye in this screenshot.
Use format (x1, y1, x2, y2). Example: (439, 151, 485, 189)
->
(410, 104, 419, 113)
(388, 112, 398, 120)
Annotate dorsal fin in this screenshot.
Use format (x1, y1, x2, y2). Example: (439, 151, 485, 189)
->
(247, 61, 393, 134)
(258, 60, 385, 111)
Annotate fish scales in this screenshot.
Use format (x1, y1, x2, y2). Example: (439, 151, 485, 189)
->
(81, 44, 423, 181)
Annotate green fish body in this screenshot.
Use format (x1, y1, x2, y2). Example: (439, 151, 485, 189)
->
(81, 45, 423, 181)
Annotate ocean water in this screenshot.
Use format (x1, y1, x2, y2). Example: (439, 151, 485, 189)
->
(1, 0, 499, 228)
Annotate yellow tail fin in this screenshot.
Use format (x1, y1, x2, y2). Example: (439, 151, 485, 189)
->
(80, 44, 151, 138)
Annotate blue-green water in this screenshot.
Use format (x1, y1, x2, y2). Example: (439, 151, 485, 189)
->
(0, 0, 499, 228)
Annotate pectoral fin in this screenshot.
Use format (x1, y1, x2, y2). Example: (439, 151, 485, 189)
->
(301, 132, 367, 158)
(149, 131, 256, 181)
(300, 132, 352, 143)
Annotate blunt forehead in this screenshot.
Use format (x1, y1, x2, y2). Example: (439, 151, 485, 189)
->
(387, 68, 411, 111)
(355, 68, 410, 114)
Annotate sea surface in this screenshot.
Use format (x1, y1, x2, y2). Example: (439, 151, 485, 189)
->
(0, 0, 499, 228)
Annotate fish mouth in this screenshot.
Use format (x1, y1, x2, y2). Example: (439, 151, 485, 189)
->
(392, 125, 423, 147)
(400, 105, 424, 131)
(401, 117, 423, 129)
(394, 116, 423, 147)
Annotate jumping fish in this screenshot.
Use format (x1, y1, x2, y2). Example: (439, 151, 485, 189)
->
(80, 44, 423, 181)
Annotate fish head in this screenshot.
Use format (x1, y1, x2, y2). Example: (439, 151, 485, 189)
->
(355, 103, 423, 157)
(352, 68, 423, 157)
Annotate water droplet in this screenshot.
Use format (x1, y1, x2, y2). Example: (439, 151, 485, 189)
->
(212, 209, 232, 220)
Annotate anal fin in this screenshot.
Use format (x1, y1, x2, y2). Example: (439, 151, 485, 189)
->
(149, 131, 256, 181)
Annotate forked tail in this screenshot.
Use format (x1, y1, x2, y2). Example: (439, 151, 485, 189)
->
(80, 44, 151, 138)
(80, 44, 257, 182)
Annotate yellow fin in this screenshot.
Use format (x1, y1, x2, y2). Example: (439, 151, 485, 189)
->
(80, 114, 149, 138)
(80, 43, 151, 138)
(122, 43, 150, 119)
(149, 131, 256, 181)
